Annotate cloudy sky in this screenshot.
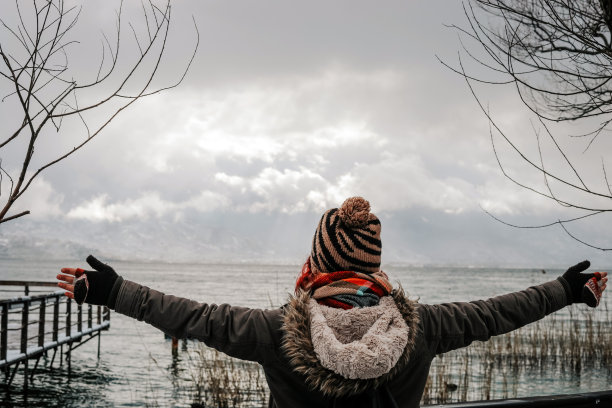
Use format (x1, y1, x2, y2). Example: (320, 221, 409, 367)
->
(1, 0, 611, 268)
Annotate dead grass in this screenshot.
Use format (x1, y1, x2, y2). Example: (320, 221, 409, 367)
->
(186, 346, 268, 408)
(422, 302, 611, 404)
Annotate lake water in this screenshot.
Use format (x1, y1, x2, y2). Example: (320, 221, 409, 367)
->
(0, 259, 610, 407)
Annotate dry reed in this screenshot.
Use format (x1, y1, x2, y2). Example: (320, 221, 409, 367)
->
(421, 302, 611, 404)
(186, 346, 268, 408)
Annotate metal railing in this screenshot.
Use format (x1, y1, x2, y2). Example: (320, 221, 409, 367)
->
(0, 281, 110, 387)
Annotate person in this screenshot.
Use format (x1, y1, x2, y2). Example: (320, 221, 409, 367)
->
(57, 197, 608, 408)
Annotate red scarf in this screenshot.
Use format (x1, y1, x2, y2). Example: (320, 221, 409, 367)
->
(295, 258, 392, 309)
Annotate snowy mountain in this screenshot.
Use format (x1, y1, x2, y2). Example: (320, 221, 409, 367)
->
(1, 208, 610, 268)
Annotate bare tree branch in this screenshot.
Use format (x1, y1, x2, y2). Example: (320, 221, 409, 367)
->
(0, 210, 30, 224)
(449, 0, 612, 250)
(462, 0, 612, 127)
(0, 0, 198, 223)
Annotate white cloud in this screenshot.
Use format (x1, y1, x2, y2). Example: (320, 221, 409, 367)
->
(8, 176, 64, 219)
(111, 65, 403, 173)
(216, 167, 330, 213)
(185, 191, 231, 211)
(309, 122, 384, 149)
(38, 63, 596, 222)
(318, 153, 477, 213)
(215, 173, 245, 188)
(66, 191, 229, 222)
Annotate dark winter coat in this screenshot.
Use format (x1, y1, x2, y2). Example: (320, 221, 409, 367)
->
(113, 278, 569, 408)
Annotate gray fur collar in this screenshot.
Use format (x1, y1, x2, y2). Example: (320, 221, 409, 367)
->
(281, 288, 419, 398)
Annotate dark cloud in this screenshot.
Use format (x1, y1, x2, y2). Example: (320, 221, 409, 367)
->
(2, 0, 610, 266)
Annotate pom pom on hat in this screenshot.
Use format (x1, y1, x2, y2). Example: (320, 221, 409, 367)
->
(310, 196, 382, 274)
(338, 197, 371, 228)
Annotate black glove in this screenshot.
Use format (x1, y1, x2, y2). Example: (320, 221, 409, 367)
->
(558, 260, 600, 307)
(74, 255, 123, 308)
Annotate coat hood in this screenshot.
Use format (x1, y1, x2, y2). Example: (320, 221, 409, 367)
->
(281, 287, 419, 398)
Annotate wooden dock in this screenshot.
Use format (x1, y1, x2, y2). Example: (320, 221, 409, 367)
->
(0, 280, 110, 388)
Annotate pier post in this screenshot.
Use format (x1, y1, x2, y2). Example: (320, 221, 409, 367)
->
(77, 304, 82, 334)
(50, 349, 57, 369)
(2, 303, 7, 381)
(21, 300, 29, 390)
(172, 336, 179, 357)
(21, 301, 29, 356)
(66, 298, 71, 338)
(31, 355, 41, 382)
(53, 296, 59, 343)
(67, 342, 71, 374)
(66, 299, 72, 375)
(1, 304, 7, 362)
(23, 359, 28, 391)
(38, 299, 46, 347)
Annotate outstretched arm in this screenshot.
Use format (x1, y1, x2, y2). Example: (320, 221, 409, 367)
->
(57, 256, 283, 364)
(418, 261, 607, 355)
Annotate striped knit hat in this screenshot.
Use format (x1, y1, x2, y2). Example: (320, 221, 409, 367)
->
(310, 197, 382, 274)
